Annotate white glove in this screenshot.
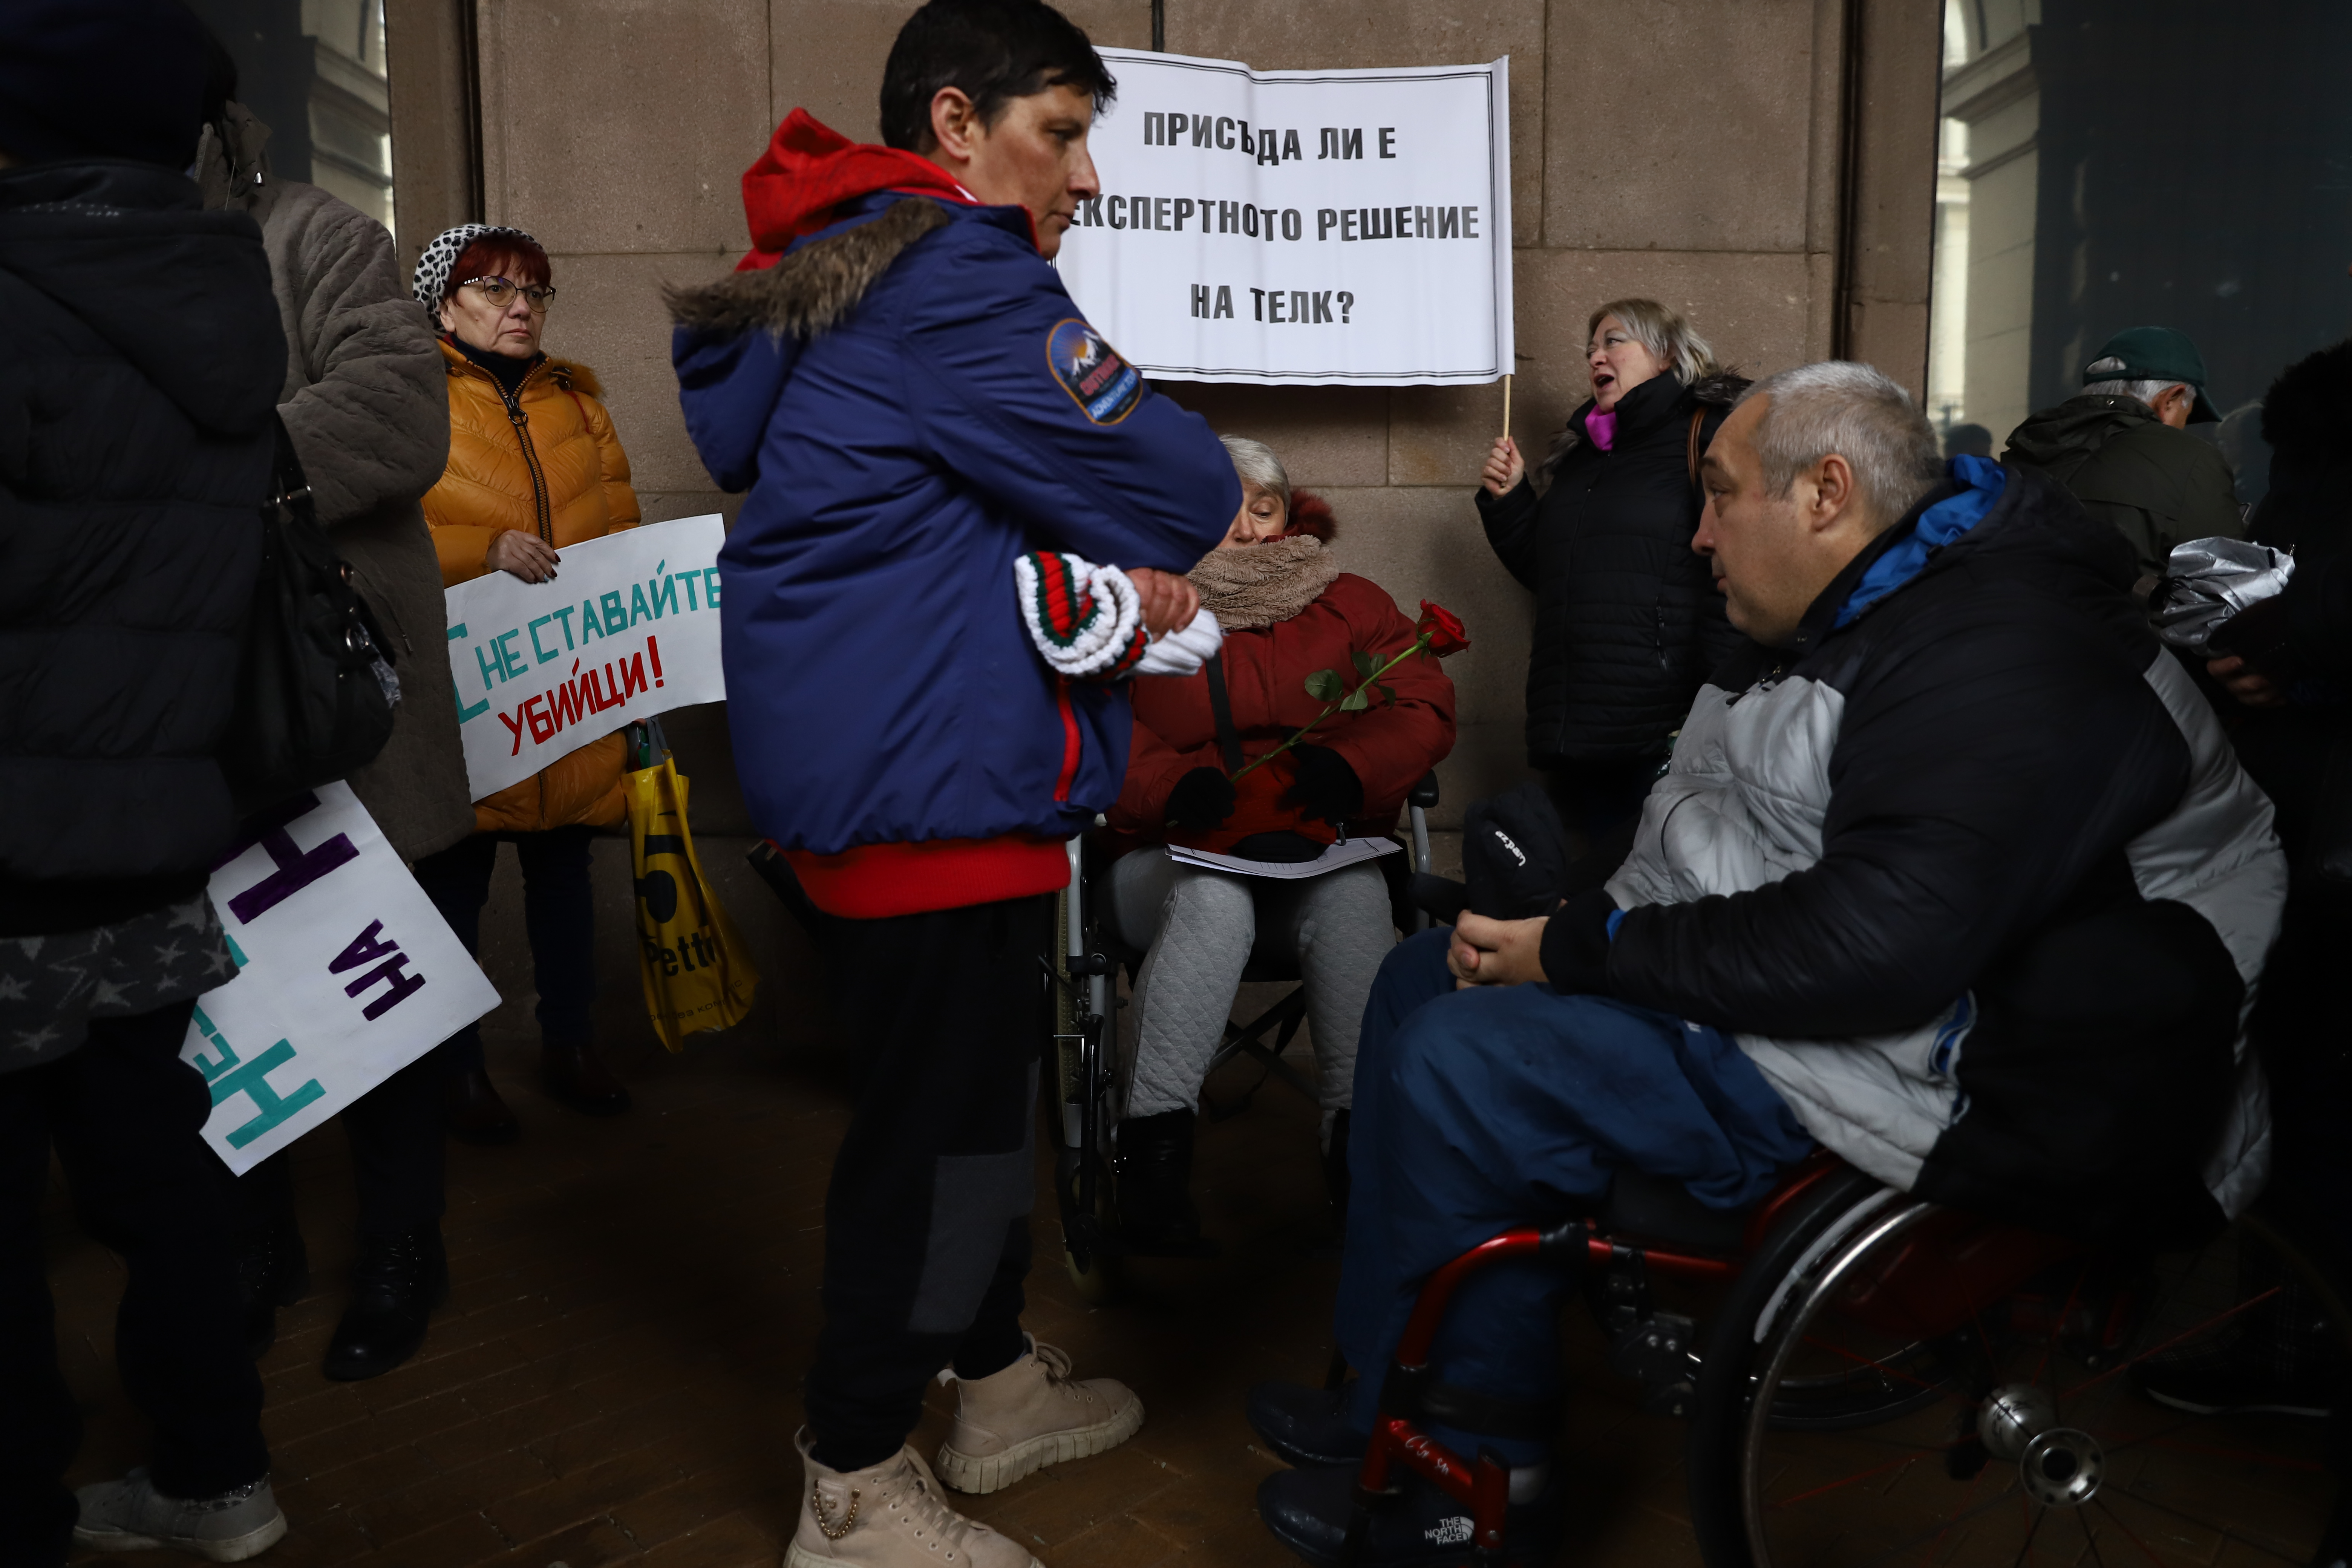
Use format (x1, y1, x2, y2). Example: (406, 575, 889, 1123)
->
(1015, 552, 1223, 682)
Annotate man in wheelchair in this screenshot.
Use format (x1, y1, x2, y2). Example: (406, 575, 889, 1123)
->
(1248, 361, 2288, 1566)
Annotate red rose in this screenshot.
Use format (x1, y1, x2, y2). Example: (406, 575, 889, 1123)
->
(1416, 600, 1470, 657)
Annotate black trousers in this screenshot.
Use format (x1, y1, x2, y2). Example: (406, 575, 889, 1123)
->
(411, 826, 599, 1072)
(222, 834, 521, 1244)
(802, 893, 1050, 1471)
(2250, 873, 2352, 1267)
(228, 1042, 449, 1243)
(0, 1000, 268, 1567)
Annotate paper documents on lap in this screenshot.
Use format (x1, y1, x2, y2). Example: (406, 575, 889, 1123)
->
(1165, 838, 1401, 880)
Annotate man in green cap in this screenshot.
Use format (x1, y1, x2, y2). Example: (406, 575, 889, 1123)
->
(2003, 325, 2244, 580)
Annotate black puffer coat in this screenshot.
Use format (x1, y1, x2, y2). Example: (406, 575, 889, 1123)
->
(0, 160, 285, 935)
(1476, 369, 1750, 766)
(2220, 340, 2352, 854)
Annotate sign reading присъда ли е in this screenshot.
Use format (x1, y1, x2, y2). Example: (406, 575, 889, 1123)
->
(1053, 51, 1513, 387)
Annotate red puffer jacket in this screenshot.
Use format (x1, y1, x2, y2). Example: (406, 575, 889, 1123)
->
(1108, 572, 1456, 842)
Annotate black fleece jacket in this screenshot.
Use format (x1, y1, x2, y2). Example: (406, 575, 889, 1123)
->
(1476, 370, 1751, 767)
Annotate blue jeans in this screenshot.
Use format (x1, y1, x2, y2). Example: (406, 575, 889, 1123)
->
(1335, 929, 1811, 1464)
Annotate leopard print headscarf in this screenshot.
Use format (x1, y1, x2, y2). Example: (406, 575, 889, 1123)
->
(412, 223, 542, 309)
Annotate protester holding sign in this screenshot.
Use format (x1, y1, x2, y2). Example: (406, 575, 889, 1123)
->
(668, 2, 1235, 1561)
(0, 3, 288, 1558)
(415, 224, 643, 1144)
(1476, 298, 1750, 871)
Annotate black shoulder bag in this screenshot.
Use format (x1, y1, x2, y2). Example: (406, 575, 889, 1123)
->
(220, 416, 401, 809)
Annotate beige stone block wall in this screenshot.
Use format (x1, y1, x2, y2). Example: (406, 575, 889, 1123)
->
(455, 0, 1941, 830)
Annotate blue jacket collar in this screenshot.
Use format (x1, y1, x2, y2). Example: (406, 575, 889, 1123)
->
(1830, 455, 2007, 630)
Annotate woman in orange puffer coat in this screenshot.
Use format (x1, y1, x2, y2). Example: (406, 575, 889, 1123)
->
(409, 224, 642, 1140)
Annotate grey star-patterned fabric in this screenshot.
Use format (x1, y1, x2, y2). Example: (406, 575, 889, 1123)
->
(0, 897, 231, 1073)
(411, 222, 542, 310)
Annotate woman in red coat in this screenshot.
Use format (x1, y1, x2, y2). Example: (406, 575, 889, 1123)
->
(1104, 437, 1456, 1248)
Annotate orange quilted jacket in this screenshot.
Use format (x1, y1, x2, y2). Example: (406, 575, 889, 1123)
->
(424, 340, 643, 833)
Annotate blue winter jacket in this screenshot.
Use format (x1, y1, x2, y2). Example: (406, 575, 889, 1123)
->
(670, 192, 1238, 861)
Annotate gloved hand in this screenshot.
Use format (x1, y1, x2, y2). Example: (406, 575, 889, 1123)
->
(1164, 767, 1237, 830)
(1282, 744, 1364, 825)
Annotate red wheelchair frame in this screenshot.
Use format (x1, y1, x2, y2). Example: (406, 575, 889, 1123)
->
(1331, 1148, 2336, 1567)
(1343, 1154, 1849, 1563)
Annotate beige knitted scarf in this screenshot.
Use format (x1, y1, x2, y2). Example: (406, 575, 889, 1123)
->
(1187, 536, 1341, 630)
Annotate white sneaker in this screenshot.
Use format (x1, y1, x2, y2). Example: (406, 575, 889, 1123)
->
(785, 1430, 1040, 1568)
(936, 1336, 1144, 1494)
(73, 1467, 286, 1562)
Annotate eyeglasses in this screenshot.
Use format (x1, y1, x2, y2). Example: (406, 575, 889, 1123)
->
(458, 276, 557, 313)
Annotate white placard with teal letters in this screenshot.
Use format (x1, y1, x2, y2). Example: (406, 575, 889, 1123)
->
(181, 782, 500, 1175)
(444, 513, 729, 802)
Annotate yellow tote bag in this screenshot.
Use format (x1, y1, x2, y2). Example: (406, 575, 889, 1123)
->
(625, 734, 759, 1051)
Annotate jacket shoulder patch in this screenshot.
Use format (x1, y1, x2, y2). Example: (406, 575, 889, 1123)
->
(1048, 319, 1143, 425)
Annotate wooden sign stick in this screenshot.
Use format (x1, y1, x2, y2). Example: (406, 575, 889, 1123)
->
(1501, 373, 1513, 444)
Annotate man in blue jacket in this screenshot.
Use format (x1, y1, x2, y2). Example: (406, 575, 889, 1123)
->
(670, 3, 1236, 1563)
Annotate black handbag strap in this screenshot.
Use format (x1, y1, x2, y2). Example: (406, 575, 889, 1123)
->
(269, 413, 313, 516)
(1203, 653, 1244, 774)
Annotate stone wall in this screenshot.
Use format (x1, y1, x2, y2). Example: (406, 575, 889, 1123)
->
(395, 0, 1942, 830)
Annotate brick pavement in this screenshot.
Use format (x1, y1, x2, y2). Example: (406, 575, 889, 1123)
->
(47, 835, 1700, 1568)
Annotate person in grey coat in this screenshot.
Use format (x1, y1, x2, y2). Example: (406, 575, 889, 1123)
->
(195, 81, 481, 1384)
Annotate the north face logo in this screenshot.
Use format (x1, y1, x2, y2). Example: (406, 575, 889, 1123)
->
(1426, 1515, 1474, 1547)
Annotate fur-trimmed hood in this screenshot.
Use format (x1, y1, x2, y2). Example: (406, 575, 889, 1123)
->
(1287, 489, 1337, 542)
(667, 198, 949, 340)
(435, 337, 606, 400)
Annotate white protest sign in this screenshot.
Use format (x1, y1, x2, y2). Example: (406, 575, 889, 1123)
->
(1054, 51, 1513, 386)
(444, 514, 727, 802)
(181, 782, 500, 1175)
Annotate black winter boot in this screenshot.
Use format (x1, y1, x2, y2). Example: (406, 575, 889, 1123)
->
(1116, 1109, 1208, 1253)
(234, 1222, 310, 1361)
(1248, 1377, 1368, 1468)
(1257, 1454, 1563, 1566)
(323, 1226, 449, 1381)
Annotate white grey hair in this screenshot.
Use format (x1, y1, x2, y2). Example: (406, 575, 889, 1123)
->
(1220, 435, 1290, 507)
(1733, 361, 1944, 528)
(2084, 376, 2196, 408)
(1588, 297, 1720, 385)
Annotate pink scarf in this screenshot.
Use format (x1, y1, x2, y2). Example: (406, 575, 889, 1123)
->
(1585, 409, 1618, 450)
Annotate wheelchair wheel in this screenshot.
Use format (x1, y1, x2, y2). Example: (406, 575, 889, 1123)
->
(1687, 1171, 2350, 1567)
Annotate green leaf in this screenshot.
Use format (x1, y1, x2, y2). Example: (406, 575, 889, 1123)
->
(1339, 687, 1371, 711)
(1376, 683, 1397, 704)
(1351, 650, 1379, 678)
(1304, 669, 1344, 702)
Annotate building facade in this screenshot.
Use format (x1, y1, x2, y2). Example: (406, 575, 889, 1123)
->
(373, 0, 1943, 827)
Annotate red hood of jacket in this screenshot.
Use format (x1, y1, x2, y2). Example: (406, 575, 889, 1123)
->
(737, 109, 1036, 270)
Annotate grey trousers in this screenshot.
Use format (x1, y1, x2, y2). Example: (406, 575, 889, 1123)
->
(1108, 851, 1397, 1122)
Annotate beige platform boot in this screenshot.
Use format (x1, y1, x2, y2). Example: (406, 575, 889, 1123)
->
(935, 1337, 1145, 1495)
(786, 1431, 1040, 1568)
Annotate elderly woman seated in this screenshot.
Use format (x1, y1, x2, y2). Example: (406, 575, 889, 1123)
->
(1103, 436, 1457, 1249)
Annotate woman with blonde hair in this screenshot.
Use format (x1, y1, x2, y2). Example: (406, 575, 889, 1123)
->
(1476, 297, 1749, 864)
